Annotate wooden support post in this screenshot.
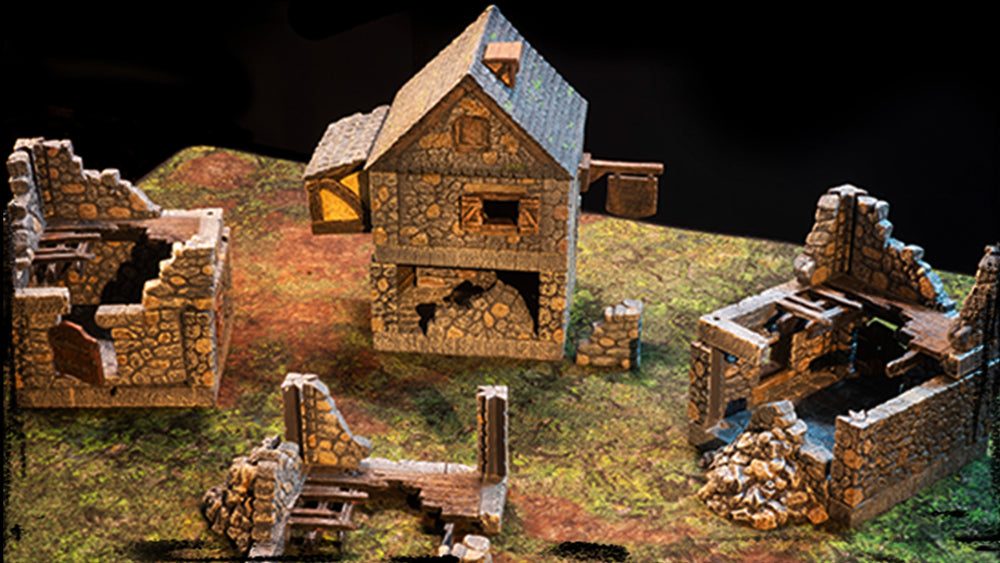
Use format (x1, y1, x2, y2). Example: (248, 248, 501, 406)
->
(477, 385, 508, 483)
(282, 377, 303, 456)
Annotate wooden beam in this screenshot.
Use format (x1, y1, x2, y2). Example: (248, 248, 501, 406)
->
(298, 484, 369, 502)
(587, 159, 664, 183)
(287, 515, 361, 531)
(886, 349, 927, 378)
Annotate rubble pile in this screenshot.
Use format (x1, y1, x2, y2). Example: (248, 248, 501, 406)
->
(697, 401, 829, 530)
(439, 534, 493, 562)
(202, 436, 304, 552)
(576, 299, 643, 368)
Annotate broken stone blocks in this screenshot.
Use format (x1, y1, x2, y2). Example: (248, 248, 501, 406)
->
(201, 435, 305, 553)
(576, 299, 643, 369)
(697, 401, 830, 530)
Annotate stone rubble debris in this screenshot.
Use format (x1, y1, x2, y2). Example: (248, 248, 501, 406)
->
(697, 401, 829, 530)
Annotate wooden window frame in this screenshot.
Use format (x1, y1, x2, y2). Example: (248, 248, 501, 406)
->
(460, 194, 539, 236)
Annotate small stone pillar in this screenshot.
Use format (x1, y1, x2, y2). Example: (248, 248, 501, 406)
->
(477, 385, 508, 483)
(576, 299, 643, 369)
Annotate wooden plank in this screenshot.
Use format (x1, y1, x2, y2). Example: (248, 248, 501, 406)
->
(39, 231, 100, 243)
(31, 250, 95, 262)
(298, 484, 369, 502)
(810, 287, 864, 311)
(588, 159, 664, 180)
(48, 321, 105, 386)
(784, 293, 826, 313)
(886, 349, 927, 378)
(777, 298, 831, 326)
(288, 515, 360, 531)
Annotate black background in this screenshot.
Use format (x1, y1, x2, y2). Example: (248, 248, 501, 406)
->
(3, 1, 996, 274)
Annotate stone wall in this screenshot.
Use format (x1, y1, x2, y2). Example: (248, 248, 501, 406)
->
(282, 373, 371, 470)
(370, 263, 570, 360)
(11, 288, 71, 389)
(794, 185, 953, 311)
(202, 436, 305, 554)
(8, 138, 232, 407)
(372, 92, 565, 180)
(7, 149, 46, 288)
(370, 172, 575, 270)
(948, 244, 999, 353)
(828, 366, 994, 526)
(576, 299, 642, 369)
(13, 138, 161, 222)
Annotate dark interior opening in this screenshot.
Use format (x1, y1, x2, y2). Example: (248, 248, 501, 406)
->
(482, 199, 519, 225)
(724, 397, 746, 417)
(853, 317, 907, 377)
(100, 233, 172, 304)
(497, 270, 540, 333)
(416, 303, 436, 335)
(445, 281, 485, 307)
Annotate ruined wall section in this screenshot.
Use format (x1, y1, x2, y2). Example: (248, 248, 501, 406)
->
(11, 288, 70, 389)
(284, 373, 372, 470)
(688, 340, 713, 428)
(948, 244, 999, 353)
(202, 436, 305, 554)
(94, 210, 230, 390)
(794, 185, 953, 311)
(60, 241, 136, 305)
(828, 368, 994, 526)
(7, 149, 46, 289)
(15, 138, 160, 222)
(576, 299, 642, 369)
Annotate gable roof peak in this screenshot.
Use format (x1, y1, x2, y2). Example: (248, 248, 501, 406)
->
(366, 4, 587, 176)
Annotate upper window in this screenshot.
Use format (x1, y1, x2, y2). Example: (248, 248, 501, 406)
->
(461, 194, 539, 236)
(452, 116, 490, 152)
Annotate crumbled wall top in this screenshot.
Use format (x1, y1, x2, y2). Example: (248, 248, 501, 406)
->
(303, 105, 390, 180)
(793, 185, 954, 311)
(365, 5, 587, 177)
(12, 138, 161, 222)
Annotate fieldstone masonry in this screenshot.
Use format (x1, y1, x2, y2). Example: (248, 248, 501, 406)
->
(948, 244, 999, 353)
(690, 185, 997, 528)
(8, 138, 233, 407)
(282, 373, 372, 470)
(576, 299, 642, 368)
(202, 435, 305, 554)
(794, 185, 953, 311)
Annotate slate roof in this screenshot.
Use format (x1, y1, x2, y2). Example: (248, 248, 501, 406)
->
(304, 105, 390, 180)
(366, 5, 588, 177)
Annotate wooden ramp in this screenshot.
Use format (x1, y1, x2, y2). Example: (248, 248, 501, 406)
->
(307, 458, 506, 532)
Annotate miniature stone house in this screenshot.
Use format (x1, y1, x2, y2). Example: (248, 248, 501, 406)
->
(688, 185, 997, 527)
(304, 6, 661, 360)
(7, 138, 233, 407)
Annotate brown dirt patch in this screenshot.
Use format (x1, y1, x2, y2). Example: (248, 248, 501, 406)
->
(510, 490, 696, 546)
(169, 151, 257, 191)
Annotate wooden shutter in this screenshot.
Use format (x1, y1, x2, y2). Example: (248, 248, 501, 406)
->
(48, 321, 104, 386)
(517, 197, 540, 235)
(460, 195, 484, 232)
